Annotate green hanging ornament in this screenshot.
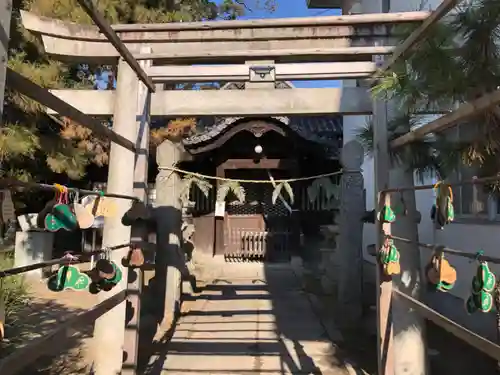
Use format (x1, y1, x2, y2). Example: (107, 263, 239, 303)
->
(47, 265, 90, 291)
(91, 255, 123, 293)
(101, 262, 123, 286)
(44, 213, 64, 232)
(472, 262, 496, 293)
(381, 243, 399, 264)
(432, 182, 454, 227)
(380, 205, 396, 223)
(481, 263, 496, 293)
(437, 281, 454, 292)
(45, 204, 78, 232)
(378, 239, 401, 276)
(54, 203, 78, 231)
(44, 186, 78, 232)
(467, 259, 496, 314)
(474, 291, 493, 313)
(446, 196, 455, 222)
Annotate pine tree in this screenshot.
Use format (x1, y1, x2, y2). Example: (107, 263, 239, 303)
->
(362, 0, 500, 190)
(4, 0, 275, 190)
(356, 3, 500, 373)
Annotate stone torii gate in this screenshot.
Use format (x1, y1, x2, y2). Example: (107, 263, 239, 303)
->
(3, 5, 433, 375)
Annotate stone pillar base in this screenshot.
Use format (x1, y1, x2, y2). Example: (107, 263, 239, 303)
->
(14, 231, 54, 280)
(166, 266, 182, 314)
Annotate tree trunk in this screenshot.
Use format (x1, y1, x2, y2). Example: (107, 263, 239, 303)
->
(390, 148, 428, 375)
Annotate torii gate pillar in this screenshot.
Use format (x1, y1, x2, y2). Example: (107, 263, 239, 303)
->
(92, 56, 143, 375)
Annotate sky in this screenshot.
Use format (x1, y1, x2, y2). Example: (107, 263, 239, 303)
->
(95, 0, 342, 89)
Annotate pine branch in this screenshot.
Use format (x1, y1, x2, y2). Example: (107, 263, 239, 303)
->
(5, 0, 275, 187)
(0, 124, 40, 161)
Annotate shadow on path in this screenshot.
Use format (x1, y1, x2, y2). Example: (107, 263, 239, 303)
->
(145, 262, 354, 374)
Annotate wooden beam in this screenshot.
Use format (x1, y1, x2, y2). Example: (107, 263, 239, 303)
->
(147, 62, 377, 82)
(46, 90, 115, 116)
(44, 89, 452, 117)
(133, 46, 393, 62)
(221, 159, 297, 170)
(75, 0, 155, 92)
(20, 10, 432, 64)
(394, 289, 500, 360)
(46, 87, 372, 116)
(0, 291, 126, 375)
(38, 34, 395, 64)
(390, 90, 500, 148)
(20, 10, 391, 43)
(124, 46, 151, 375)
(160, 86, 368, 115)
(377, 0, 459, 74)
(20, 9, 433, 64)
(21, 10, 430, 36)
(105, 11, 430, 28)
(6, 69, 136, 152)
(373, 97, 394, 375)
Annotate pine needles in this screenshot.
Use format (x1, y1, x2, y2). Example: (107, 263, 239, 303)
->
(368, 0, 500, 190)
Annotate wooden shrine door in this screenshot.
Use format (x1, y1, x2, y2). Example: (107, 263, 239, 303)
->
(223, 168, 295, 262)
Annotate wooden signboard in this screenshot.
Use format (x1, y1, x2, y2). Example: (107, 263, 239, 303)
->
(82, 196, 117, 218)
(215, 201, 225, 218)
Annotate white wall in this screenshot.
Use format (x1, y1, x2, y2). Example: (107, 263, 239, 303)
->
(344, 108, 500, 297)
(389, 0, 439, 12)
(341, 0, 500, 338)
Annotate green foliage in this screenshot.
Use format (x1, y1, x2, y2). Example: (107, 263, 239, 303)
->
(368, 0, 500, 190)
(217, 181, 246, 203)
(0, 251, 30, 336)
(0, 124, 40, 161)
(4, 0, 275, 195)
(353, 115, 443, 182)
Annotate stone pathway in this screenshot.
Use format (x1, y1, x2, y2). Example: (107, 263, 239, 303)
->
(154, 263, 352, 375)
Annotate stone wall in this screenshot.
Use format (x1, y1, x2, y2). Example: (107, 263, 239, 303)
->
(299, 140, 365, 328)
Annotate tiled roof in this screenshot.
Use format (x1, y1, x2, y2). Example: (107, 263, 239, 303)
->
(184, 115, 341, 144)
(181, 81, 343, 157)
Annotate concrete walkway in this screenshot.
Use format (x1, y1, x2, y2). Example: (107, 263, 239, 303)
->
(158, 262, 351, 374)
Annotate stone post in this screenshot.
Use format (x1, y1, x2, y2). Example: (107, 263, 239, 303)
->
(154, 140, 185, 334)
(123, 46, 152, 375)
(14, 231, 53, 280)
(390, 144, 428, 375)
(336, 140, 365, 325)
(92, 57, 139, 375)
